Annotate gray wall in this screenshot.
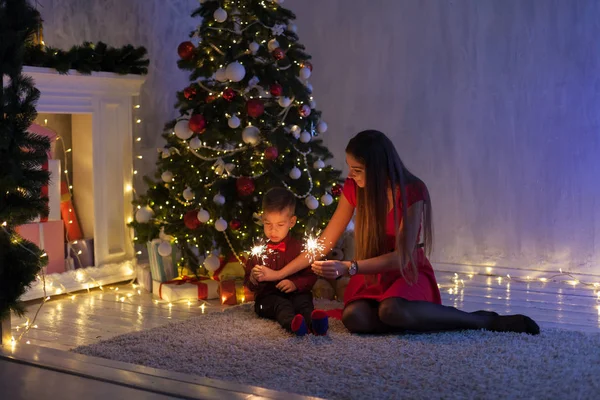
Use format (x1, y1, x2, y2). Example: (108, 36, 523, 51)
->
(38, 0, 600, 275)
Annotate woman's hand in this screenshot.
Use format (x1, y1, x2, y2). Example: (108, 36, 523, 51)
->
(312, 260, 350, 280)
(255, 265, 281, 282)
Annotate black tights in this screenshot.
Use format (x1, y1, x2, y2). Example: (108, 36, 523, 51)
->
(342, 298, 540, 335)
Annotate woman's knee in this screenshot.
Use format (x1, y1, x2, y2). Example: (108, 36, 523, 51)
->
(342, 302, 375, 333)
(378, 298, 413, 328)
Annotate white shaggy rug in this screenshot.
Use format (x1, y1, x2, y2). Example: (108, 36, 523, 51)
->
(72, 301, 600, 400)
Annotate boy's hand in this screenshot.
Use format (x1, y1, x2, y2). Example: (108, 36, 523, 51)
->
(250, 266, 261, 282)
(276, 279, 297, 293)
(249, 274, 258, 286)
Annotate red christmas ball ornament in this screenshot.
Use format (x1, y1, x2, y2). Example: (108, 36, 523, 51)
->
(270, 83, 283, 97)
(184, 210, 202, 229)
(301, 61, 313, 72)
(230, 219, 242, 231)
(264, 146, 279, 160)
(236, 176, 255, 196)
(246, 99, 265, 118)
(222, 88, 236, 102)
(206, 94, 217, 103)
(331, 183, 343, 197)
(188, 114, 207, 133)
(298, 104, 311, 117)
(183, 86, 197, 100)
(177, 41, 195, 60)
(272, 48, 285, 60)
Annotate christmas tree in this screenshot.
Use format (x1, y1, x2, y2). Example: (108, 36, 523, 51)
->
(130, 0, 344, 276)
(0, 0, 50, 319)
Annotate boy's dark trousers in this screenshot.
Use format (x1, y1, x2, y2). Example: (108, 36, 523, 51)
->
(254, 291, 314, 332)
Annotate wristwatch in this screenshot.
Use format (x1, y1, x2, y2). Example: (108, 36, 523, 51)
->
(348, 260, 359, 276)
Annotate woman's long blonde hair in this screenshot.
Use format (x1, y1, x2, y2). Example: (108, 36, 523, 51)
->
(345, 130, 433, 284)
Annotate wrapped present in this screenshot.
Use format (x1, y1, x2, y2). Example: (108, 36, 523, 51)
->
(219, 279, 254, 305)
(36, 160, 61, 222)
(212, 255, 246, 281)
(28, 123, 58, 159)
(64, 238, 94, 269)
(153, 276, 219, 301)
(60, 180, 83, 241)
(147, 239, 178, 282)
(136, 264, 152, 293)
(16, 221, 65, 274)
(312, 278, 336, 300)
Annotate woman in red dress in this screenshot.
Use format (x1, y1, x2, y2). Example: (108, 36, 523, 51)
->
(257, 130, 539, 335)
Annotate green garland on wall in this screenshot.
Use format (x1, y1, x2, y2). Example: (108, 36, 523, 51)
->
(24, 41, 149, 75)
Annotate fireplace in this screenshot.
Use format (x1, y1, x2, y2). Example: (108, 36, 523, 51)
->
(20, 67, 145, 301)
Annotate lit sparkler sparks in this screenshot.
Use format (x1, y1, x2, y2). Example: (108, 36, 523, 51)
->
(250, 240, 269, 264)
(303, 233, 326, 263)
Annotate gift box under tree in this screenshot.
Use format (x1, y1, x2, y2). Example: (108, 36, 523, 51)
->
(153, 276, 219, 301)
(219, 279, 254, 305)
(147, 239, 178, 282)
(136, 263, 152, 293)
(64, 238, 94, 270)
(16, 221, 65, 274)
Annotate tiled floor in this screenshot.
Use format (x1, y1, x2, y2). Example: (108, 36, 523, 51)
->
(8, 270, 600, 351)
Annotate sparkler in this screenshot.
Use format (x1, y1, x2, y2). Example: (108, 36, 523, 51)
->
(250, 239, 269, 265)
(303, 232, 326, 263)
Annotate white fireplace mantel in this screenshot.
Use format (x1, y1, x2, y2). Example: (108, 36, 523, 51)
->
(20, 66, 146, 301)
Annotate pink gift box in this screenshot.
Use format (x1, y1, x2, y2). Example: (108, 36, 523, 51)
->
(28, 123, 58, 159)
(16, 221, 65, 274)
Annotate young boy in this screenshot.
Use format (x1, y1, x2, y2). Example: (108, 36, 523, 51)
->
(245, 187, 328, 336)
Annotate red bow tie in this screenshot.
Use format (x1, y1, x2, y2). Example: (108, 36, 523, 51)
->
(267, 241, 286, 252)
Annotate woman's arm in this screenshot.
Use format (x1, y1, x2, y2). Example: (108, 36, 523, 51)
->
(312, 201, 424, 278)
(257, 194, 355, 282)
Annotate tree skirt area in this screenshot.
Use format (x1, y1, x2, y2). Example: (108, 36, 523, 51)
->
(72, 301, 600, 400)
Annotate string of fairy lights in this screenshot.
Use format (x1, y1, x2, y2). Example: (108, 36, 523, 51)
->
(6, 0, 600, 346)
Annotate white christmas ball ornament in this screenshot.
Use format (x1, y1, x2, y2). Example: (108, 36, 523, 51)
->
(309, 100, 317, 109)
(174, 119, 193, 140)
(317, 121, 328, 134)
(197, 208, 210, 223)
(204, 254, 220, 272)
(215, 218, 228, 232)
(228, 115, 240, 128)
(249, 42, 260, 54)
(242, 125, 260, 145)
(157, 241, 172, 257)
(305, 195, 319, 210)
(313, 159, 325, 169)
(268, 39, 279, 51)
(300, 131, 312, 143)
(225, 62, 246, 82)
(215, 68, 228, 82)
(299, 67, 312, 80)
(135, 206, 154, 223)
(290, 125, 301, 136)
(305, 82, 313, 94)
(289, 167, 301, 180)
(213, 193, 226, 205)
(278, 97, 292, 107)
(287, 23, 297, 33)
(161, 171, 174, 182)
(214, 8, 227, 23)
(189, 137, 202, 150)
(183, 187, 195, 201)
(321, 193, 334, 206)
